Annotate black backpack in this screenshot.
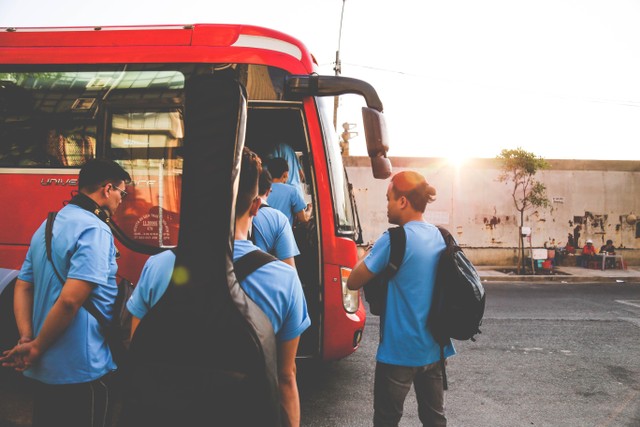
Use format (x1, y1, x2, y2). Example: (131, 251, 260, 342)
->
(429, 226, 486, 390)
(45, 211, 134, 367)
(364, 225, 485, 390)
(362, 226, 406, 316)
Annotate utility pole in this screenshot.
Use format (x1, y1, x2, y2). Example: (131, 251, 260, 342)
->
(333, 0, 346, 131)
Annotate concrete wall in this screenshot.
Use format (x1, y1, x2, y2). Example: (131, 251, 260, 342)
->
(345, 157, 640, 266)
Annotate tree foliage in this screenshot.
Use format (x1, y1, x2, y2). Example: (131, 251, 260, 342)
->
(496, 147, 551, 272)
(497, 147, 551, 220)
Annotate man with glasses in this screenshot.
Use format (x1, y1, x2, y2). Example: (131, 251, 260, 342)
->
(110, 183, 128, 198)
(1, 159, 131, 427)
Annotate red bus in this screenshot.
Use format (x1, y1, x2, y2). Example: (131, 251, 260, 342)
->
(0, 24, 391, 361)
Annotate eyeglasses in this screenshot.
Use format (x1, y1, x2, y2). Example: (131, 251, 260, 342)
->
(107, 184, 128, 199)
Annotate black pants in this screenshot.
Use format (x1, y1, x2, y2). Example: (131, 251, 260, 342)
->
(32, 372, 114, 427)
(373, 361, 447, 427)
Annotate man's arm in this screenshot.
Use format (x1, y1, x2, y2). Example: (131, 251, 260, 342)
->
(13, 279, 34, 344)
(346, 253, 376, 291)
(295, 204, 312, 224)
(130, 315, 142, 340)
(2, 278, 93, 371)
(277, 336, 301, 427)
(282, 257, 296, 268)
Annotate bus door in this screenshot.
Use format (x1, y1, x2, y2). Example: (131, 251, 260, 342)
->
(245, 102, 321, 357)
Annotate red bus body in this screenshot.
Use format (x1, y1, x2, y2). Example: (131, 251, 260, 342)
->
(0, 24, 391, 361)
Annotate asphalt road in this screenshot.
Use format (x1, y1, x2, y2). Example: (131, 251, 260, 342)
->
(2, 282, 639, 426)
(298, 282, 640, 426)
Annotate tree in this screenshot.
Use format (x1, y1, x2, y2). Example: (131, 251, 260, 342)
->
(496, 148, 551, 273)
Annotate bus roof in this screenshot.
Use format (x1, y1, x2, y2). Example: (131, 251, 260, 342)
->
(0, 23, 316, 72)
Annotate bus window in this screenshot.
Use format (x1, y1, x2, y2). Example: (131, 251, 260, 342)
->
(0, 76, 97, 167)
(108, 108, 184, 249)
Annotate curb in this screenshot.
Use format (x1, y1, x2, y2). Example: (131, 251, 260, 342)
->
(479, 275, 639, 284)
(476, 266, 640, 284)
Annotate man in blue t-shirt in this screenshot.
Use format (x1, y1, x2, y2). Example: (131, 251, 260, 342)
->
(347, 170, 455, 427)
(1, 159, 131, 427)
(253, 169, 300, 267)
(127, 148, 310, 427)
(265, 157, 312, 226)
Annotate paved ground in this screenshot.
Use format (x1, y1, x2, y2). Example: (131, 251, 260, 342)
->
(298, 281, 640, 427)
(2, 266, 639, 426)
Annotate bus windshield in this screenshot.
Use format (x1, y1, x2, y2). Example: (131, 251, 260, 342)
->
(316, 96, 357, 236)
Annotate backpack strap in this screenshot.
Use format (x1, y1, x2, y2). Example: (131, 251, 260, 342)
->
(437, 226, 455, 247)
(234, 249, 278, 283)
(45, 212, 64, 286)
(435, 226, 452, 391)
(384, 226, 406, 278)
(45, 211, 110, 329)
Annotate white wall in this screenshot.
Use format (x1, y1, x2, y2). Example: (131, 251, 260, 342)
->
(346, 157, 640, 255)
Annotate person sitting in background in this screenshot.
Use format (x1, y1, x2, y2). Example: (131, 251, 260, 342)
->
(599, 239, 615, 255)
(564, 233, 576, 255)
(579, 239, 597, 267)
(599, 239, 616, 269)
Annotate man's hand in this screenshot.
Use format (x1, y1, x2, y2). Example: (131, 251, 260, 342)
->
(356, 242, 374, 260)
(1, 340, 42, 372)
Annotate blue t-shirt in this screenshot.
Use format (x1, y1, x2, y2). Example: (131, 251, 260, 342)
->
(252, 204, 300, 261)
(364, 221, 456, 367)
(18, 204, 118, 384)
(127, 241, 310, 342)
(267, 182, 306, 226)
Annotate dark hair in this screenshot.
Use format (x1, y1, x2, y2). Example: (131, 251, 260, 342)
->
(78, 159, 131, 192)
(258, 169, 273, 196)
(390, 170, 436, 213)
(236, 147, 262, 217)
(265, 157, 288, 179)
(606, 239, 613, 245)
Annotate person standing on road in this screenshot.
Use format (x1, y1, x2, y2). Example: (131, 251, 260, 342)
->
(347, 170, 455, 427)
(252, 169, 300, 267)
(1, 159, 131, 427)
(126, 147, 310, 427)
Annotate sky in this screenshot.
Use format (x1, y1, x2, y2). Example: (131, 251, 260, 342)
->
(1, 0, 639, 160)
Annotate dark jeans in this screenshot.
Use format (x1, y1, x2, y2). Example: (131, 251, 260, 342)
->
(32, 372, 115, 427)
(373, 361, 446, 427)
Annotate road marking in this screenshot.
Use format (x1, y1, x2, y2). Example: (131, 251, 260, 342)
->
(615, 300, 640, 308)
(619, 317, 640, 328)
(596, 390, 639, 427)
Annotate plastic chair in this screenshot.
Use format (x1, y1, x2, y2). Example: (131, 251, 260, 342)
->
(587, 259, 600, 270)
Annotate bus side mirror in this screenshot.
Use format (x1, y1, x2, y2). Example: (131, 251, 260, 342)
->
(362, 107, 392, 179)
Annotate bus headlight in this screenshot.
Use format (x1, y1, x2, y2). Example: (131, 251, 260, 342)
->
(340, 267, 359, 313)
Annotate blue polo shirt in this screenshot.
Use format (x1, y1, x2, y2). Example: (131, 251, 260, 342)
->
(128, 241, 310, 342)
(267, 182, 306, 226)
(18, 204, 118, 384)
(252, 204, 300, 261)
(364, 221, 455, 366)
